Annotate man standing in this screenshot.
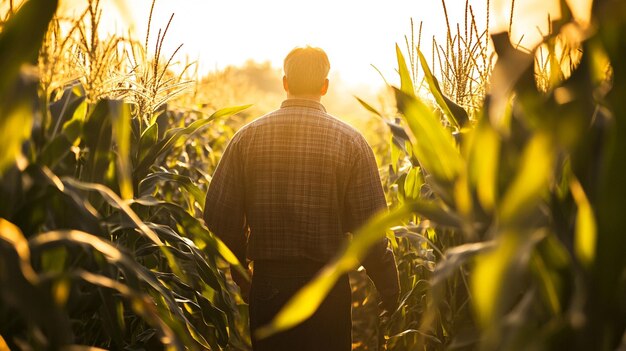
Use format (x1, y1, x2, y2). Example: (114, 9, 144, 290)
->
(204, 46, 399, 351)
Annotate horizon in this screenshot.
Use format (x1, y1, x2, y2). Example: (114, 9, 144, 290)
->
(54, 0, 588, 92)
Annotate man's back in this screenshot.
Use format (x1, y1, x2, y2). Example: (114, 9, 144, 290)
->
(226, 98, 386, 262)
(203, 46, 398, 351)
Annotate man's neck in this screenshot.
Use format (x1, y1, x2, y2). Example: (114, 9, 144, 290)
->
(286, 93, 322, 102)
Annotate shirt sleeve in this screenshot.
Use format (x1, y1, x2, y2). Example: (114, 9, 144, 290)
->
(344, 136, 400, 311)
(203, 137, 247, 265)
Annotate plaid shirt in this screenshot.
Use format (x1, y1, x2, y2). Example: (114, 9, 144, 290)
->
(204, 99, 399, 302)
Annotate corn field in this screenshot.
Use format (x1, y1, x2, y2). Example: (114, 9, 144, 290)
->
(1, 0, 625, 350)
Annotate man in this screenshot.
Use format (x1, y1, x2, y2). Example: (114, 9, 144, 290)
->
(203, 46, 399, 351)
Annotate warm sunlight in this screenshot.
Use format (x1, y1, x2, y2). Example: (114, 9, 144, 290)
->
(58, 0, 486, 90)
(2, 0, 621, 350)
(55, 0, 592, 90)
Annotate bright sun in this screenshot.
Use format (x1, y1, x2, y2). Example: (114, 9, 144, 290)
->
(57, 0, 592, 90)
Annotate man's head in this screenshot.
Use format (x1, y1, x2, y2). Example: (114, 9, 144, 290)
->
(283, 46, 330, 98)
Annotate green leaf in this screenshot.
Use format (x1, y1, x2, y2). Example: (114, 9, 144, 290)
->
(48, 84, 86, 139)
(472, 230, 546, 327)
(416, 50, 463, 129)
(38, 133, 74, 170)
(131, 197, 244, 270)
(355, 96, 383, 118)
(396, 44, 415, 95)
(38, 98, 86, 171)
(0, 218, 38, 283)
(30, 230, 198, 350)
(467, 120, 500, 212)
(256, 199, 459, 339)
(432, 241, 496, 286)
(209, 104, 252, 120)
(570, 177, 596, 267)
(394, 88, 463, 187)
(139, 171, 206, 211)
(82, 100, 114, 186)
(60, 178, 188, 280)
(134, 104, 251, 181)
(195, 292, 229, 346)
(471, 232, 519, 327)
(109, 101, 133, 199)
(0, 95, 34, 173)
(0, 0, 58, 94)
(499, 133, 554, 226)
(0, 0, 58, 173)
(138, 122, 158, 166)
(74, 270, 186, 351)
(403, 166, 422, 200)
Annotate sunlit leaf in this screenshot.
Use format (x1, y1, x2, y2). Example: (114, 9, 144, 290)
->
(138, 121, 158, 165)
(63, 178, 163, 245)
(129, 197, 245, 276)
(134, 104, 251, 181)
(570, 177, 596, 267)
(52, 278, 71, 307)
(468, 120, 500, 212)
(0, 0, 58, 93)
(453, 170, 472, 217)
(433, 241, 496, 286)
(82, 100, 114, 186)
(355, 96, 383, 118)
(74, 270, 186, 350)
(499, 133, 554, 225)
(471, 232, 519, 327)
(256, 199, 460, 338)
(60, 346, 109, 351)
(403, 166, 422, 200)
(416, 50, 462, 129)
(209, 104, 253, 120)
(396, 44, 415, 95)
(110, 101, 133, 199)
(0, 218, 38, 283)
(394, 88, 463, 186)
(472, 229, 547, 329)
(48, 83, 86, 139)
(0, 99, 32, 173)
(30, 230, 200, 349)
(530, 250, 561, 314)
(0, 335, 10, 350)
(139, 172, 206, 211)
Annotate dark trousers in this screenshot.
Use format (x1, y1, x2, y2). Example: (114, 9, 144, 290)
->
(249, 260, 352, 351)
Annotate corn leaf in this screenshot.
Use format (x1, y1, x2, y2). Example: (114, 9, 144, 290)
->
(417, 50, 463, 129)
(0, 218, 38, 283)
(134, 104, 251, 181)
(109, 101, 133, 199)
(394, 88, 462, 187)
(82, 100, 114, 186)
(499, 133, 554, 226)
(139, 172, 206, 211)
(355, 96, 383, 118)
(570, 178, 597, 267)
(396, 44, 415, 96)
(256, 199, 460, 339)
(468, 120, 500, 212)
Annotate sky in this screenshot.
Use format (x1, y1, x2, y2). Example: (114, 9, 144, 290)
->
(57, 0, 592, 91)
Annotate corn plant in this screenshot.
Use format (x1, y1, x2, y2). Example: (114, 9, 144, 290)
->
(261, 2, 626, 351)
(0, 0, 251, 349)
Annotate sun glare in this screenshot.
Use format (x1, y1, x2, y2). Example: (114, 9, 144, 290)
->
(56, 0, 592, 89)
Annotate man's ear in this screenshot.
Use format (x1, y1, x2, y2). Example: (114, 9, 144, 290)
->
(320, 78, 329, 96)
(283, 75, 289, 93)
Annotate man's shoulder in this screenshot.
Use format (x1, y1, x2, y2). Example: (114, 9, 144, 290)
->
(235, 105, 366, 145)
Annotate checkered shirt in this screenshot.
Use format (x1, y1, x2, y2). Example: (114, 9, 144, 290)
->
(203, 98, 390, 265)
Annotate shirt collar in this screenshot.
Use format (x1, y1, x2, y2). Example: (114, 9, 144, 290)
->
(280, 98, 327, 113)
